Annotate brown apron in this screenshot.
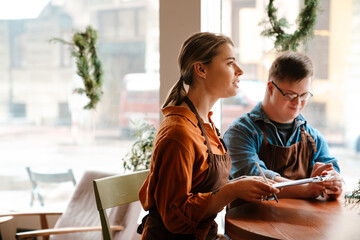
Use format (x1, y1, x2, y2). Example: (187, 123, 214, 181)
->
(258, 121, 317, 180)
(139, 96, 231, 240)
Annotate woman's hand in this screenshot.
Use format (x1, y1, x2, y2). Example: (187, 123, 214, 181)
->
(231, 176, 280, 202)
(204, 176, 280, 219)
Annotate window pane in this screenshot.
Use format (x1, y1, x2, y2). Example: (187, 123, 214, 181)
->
(221, 0, 360, 192)
(0, 0, 159, 210)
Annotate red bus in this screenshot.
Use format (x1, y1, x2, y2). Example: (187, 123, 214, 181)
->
(119, 73, 160, 138)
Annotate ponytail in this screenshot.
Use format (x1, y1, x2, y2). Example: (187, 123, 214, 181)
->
(162, 32, 234, 109)
(162, 76, 187, 108)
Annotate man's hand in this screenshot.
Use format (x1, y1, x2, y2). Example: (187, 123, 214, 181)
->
(310, 162, 334, 178)
(310, 162, 343, 199)
(320, 169, 343, 199)
(274, 175, 323, 199)
(273, 162, 343, 199)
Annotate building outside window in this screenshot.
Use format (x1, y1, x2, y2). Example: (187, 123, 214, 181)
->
(0, 0, 359, 214)
(0, 0, 159, 210)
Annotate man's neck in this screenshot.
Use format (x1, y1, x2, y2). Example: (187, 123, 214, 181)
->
(261, 100, 293, 124)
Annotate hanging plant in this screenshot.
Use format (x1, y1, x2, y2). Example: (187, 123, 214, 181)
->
(260, 0, 320, 51)
(50, 26, 104, 110)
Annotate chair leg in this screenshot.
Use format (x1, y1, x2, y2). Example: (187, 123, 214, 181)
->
(40, 215, 49, 240)
(30, 192, 34, 207)
(38, 193, 44, 207)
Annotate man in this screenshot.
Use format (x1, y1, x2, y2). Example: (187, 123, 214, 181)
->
(223, 51, 343, 199)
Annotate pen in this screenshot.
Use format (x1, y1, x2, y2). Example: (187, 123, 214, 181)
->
(255, 162, 279, 203)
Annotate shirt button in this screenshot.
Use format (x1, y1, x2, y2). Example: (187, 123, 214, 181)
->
(217, 145, 222, 149)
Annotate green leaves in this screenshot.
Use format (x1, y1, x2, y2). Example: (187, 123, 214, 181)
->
(260, 0, 319, 52)
(345, 180, 360, 208)
(122, 119, 156, 172)
(50, 26, 103, 110)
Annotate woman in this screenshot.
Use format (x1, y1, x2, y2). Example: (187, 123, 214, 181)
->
(138, 32, 279, 240)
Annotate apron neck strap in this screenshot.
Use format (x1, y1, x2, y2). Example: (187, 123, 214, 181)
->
(183, 96, 213, 154)
(259, 121, 268, 144)
(261, 121, 317, 153)
(300, 126, 318, 152)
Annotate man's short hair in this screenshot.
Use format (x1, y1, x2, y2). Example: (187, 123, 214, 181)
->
(269, 51, 314, 83)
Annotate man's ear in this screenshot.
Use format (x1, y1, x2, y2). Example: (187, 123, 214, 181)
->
(267, 81, 274, 95)
(193, 62, 206, 79)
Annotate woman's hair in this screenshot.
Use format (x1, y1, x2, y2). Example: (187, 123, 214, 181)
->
(162, 32, 234, 108)
(268, 51, 314, 83)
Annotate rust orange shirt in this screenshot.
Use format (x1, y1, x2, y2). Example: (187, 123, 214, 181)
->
(139, 106, 226, 237)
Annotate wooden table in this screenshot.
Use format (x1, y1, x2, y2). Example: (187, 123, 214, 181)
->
(225, 198, 360, 240)
(0, 216, 15, 240)
(0, 216, 13, 224)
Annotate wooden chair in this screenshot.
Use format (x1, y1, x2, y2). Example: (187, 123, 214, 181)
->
(0, 171, 127, 240)
(93, 170, 149, 240)
(26, 166, 77, 207)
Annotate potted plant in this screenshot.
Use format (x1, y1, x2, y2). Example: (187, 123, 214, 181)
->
(345, 180, 360, 210)
(122, 119, 156, 172)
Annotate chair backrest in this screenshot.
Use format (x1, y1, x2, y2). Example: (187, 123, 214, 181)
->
(93, 170, 149, 240)
(50, 170, 115, 240)
(26, 167, 77, 185)
(26, 166, 77, 207)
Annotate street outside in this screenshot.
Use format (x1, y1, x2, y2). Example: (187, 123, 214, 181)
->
(0, 124, 133, 211)
(0, 124, 359, 212)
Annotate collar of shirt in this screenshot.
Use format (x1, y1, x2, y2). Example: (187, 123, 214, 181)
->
(249, 102, 307, 129)
(161, 106, 214, 128)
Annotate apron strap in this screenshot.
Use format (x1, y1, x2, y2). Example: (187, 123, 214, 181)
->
(300, 126, 318, 153)
(184, 96, 213, 155)
(261, 121, 317, 153)
(259, 121, 269, 144)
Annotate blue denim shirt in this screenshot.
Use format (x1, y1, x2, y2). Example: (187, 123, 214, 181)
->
(223, 102, 340, 180)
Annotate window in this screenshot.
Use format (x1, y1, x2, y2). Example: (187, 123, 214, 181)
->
(11, 103, 26, 118)
(0, 0, 159, 210)
(1, 0, 358, 214)
(221, 0, 360, 192)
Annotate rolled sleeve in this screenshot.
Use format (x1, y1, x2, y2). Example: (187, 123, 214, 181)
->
(224, 121, 278, 179)
(310, 129, 340, 173)
(153, 138, 212, 234)
(169, 192, 212, 231)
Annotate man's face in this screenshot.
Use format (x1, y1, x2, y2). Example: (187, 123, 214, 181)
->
(268, 77, 312, 123)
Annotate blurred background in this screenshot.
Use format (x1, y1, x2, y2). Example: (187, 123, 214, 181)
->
(0, 0, 359, 211)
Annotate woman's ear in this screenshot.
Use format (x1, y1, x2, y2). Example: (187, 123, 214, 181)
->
(193, 62, 206, 79)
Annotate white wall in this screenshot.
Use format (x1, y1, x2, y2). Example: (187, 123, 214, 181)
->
(159, 0, 201, 112)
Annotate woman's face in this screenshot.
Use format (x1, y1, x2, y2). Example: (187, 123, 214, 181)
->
(203, 43, 243, 99)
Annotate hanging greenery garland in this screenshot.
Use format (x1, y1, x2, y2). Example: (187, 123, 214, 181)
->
(50, 26, 104, 110)
(260, 0, 320, 52)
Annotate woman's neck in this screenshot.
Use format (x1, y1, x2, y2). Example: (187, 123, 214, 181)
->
(186, 89, 217, 121)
